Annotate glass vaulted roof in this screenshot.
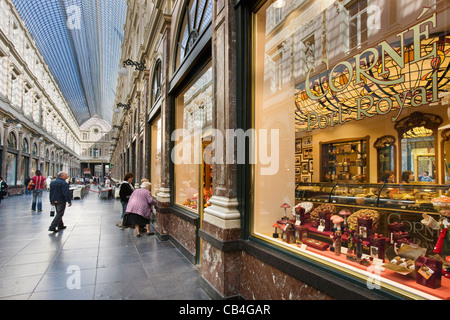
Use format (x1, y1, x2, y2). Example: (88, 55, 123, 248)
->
(12, 0, 127, 125)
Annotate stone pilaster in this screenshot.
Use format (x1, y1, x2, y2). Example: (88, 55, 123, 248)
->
(201, 0, 241, 299)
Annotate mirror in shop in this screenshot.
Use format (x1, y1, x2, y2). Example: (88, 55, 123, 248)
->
(374, 136, 396, 183)
(441, 129, 450, 183)
(395, 112, 442, 183)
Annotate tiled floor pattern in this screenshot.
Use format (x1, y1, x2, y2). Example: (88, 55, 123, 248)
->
(0, 188, 210, 300)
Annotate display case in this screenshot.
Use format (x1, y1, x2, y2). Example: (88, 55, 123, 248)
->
(296, 182, 450, 215)
(378, 183, 450, 213)
(295, 182, 336, 203)
(320, 137, 369, 183)
(330, 183, 382, 208)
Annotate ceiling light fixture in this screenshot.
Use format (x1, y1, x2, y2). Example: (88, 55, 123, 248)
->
(273, 0, 286, 9)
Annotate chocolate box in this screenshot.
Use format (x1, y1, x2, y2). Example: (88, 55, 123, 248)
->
(415, 256, 443, 289)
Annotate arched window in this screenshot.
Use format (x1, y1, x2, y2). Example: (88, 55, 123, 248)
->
(7, 132, 17, 149)
(151, 60, 162, 107)
(175, 0, 212, 69)
(32, 143, 38, 156)
(22, 138, 29, 153)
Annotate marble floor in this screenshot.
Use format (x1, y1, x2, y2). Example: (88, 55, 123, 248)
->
(0, 187, 210, 300)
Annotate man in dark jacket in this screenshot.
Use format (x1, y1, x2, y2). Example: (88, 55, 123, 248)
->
(49, 171, 72, 232)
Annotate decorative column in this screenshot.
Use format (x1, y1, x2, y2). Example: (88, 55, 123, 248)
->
(200, 0, 241, 299)
(154, 14, 172, 239)
(16, 131, 23, 187)
(134, 94, 141, 185)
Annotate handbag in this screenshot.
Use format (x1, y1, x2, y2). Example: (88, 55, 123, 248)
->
(50, 205, 55, 217)
(122, 213, 131, 228)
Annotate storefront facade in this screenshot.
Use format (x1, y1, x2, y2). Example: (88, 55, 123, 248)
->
(110, 0, 450, 300)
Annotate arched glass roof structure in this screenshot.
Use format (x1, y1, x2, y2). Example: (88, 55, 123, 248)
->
(11, 0, 127, 125)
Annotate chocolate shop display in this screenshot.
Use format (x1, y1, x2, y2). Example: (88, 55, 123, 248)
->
(272, 199, 450, 296)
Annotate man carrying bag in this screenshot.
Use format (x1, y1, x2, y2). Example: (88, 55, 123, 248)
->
(49, 171, 72, 232)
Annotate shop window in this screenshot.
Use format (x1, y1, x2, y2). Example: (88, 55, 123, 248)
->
(6, 152, 17, 185)
(150, 114, 162, 196)
(174, 63, 212, 213)
(251, 0, 450, 300)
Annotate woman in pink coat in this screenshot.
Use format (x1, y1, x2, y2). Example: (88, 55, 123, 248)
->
(125, 181, 157, 237)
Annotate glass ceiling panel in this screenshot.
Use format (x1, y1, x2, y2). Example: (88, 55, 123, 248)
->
(12, 0, 127, 125)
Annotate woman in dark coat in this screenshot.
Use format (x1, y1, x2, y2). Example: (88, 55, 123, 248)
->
(117, 172, 134, 228)
(0, 177, 8, 205)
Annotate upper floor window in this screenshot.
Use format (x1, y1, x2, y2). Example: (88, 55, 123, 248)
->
(7, 132, 17, 149)
(22, 138, 29, 153)
(347, 0, 368, 50)
(151, 60, 162, 107)
(32, 143, 38, 156)
(175, 0, 212, 70)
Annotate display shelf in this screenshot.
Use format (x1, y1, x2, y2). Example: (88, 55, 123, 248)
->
(320, 137, 369, 183)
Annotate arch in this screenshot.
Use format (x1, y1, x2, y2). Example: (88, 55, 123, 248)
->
(22, 137, 30, 153)
(174, 0, 213, 71)
(7, 131, 17, 149)
(151, 59, 162, 107)
(32, 143, 38, 156)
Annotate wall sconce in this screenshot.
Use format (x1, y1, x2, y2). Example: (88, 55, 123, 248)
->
(31, 133, 44, 141)
(6, 118, 22, 129)
(115, 103, 131, 113)
(118, 59, 146, 76)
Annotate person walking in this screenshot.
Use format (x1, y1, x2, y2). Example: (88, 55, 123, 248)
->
(117, 172, 135, 228)
(30, 170, 47, 212)
(124, 181, 156, 237)
(49, 171, 72, 232)
(0, 177, 8, 205)
(24, 176, 31, 195)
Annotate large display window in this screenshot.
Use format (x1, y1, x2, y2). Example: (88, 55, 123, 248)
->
(252, 0, 450, 299)
(150, 114, 162, 197)
(174, 63, 213, 214)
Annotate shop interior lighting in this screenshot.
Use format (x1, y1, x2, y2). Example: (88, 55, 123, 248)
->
(273, 0, 286, 8)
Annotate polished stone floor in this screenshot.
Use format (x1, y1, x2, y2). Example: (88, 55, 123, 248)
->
(0, 187, 210, 300)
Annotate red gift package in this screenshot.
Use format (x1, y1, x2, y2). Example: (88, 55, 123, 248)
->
(415, 256, 443, 289)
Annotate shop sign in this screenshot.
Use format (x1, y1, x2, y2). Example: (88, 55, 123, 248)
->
(296, 9, 449, 132)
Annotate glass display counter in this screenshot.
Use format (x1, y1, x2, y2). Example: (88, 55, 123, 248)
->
(296, 182, 450, 215)
(330, 183, 382, 208)
(378, 183, 450, 213)
(295, 182, 336, 203)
